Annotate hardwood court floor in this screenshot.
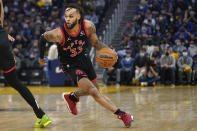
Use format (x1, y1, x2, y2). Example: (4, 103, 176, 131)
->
(0, 85, 197, 131)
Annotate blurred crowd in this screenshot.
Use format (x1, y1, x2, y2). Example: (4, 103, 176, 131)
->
(2, 0, 110, 84)
(103, 0, 197, 86)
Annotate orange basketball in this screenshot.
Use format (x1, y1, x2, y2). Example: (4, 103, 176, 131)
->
(96, 48, 118, 68)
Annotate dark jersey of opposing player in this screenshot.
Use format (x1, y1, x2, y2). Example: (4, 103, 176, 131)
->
(57, 19, 90, 65)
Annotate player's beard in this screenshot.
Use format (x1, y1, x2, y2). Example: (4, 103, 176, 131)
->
(67, 19, 77, 29)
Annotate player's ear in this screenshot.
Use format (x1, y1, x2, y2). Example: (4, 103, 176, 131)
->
(76, 12, 81, 21)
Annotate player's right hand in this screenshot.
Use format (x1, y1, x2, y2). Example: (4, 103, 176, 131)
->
(39, 58, 47, 66)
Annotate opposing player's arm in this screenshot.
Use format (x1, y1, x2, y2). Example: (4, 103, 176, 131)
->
(86, 20, 107, 50)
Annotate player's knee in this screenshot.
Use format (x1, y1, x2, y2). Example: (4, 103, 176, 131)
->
(88, 87, 99, 98)
(78, 78, 100, 96)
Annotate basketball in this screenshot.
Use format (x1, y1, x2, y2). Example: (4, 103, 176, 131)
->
(96, 48, 118, 68)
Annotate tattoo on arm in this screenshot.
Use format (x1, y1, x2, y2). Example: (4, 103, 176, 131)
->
(88, 21, 107, 50)
(95, 40, 107, 50)
(89, 21, 96, 34)
(57, 34, 62, 43)
(44, 31, 55, 42)
(43, 28, 62, 43)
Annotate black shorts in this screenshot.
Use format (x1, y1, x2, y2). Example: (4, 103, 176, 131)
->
(61, 55, 97, 84)
(0, 31, 16, 73)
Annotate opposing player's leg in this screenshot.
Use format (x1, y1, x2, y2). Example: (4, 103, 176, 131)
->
(0, 32, 52, 128)
(3, 69, 51, 128)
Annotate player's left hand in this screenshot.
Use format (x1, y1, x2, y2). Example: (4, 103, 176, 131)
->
(8, 34, 15, 42)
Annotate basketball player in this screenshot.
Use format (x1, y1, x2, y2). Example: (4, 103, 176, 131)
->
(0, 0, 51, 128)
(38, 4, 133, 127)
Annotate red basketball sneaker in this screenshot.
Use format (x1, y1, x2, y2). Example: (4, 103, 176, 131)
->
(118, 113, 134, 128)
(62, 93, 79, 115)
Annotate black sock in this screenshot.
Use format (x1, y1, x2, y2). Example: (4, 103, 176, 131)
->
(114, 109, 125, 115)
(69, 92, 78, 102)
(4, 70, 45, 118)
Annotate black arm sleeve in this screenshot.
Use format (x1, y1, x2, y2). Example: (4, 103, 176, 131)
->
(39, 34, 47, 59)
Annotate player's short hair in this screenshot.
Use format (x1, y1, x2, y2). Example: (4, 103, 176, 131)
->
(65, 3, 84, 24)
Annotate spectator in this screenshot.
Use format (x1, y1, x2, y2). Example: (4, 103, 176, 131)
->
(136, 1, 148, 15)
(188, 40, 197, 57)
(122, 22, 132, 36)
(160, 40, 170, 53)
(181, 18, 195, 33)
(177, 33, 190, 47)
(134, 10, 145, 26)
(103, 60, 121, 86)
(152, 24, 162, 45)
(173, 41, 186, 56)
(138, 23, 152, 38)
(130, 38, 141, 57)
(174, 27, 191, 48)
(177, 50, 193, 85)
(174, 7, 184, 21)
(21, 53, 42, 70)
(103, 46, 122, 86)
(160, 49, 176, 86)
(121, 51, 134, 85)
(165, 32, 174, 45)
(120, 35, 131, 49)
(85, 11, 99, 27)
(51, 6, 60, 19)
(151, 49, 161, 65)
(143, 10, 156, 28)
(29, 40, 39, 59)
(94, 0, 105, 15)
(139, 58, 160, 86)
(187, 10, 197, 24)
(48, 44, 58, 60)
(21, 23, 31, 39)
(133, 48, 148, 85)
